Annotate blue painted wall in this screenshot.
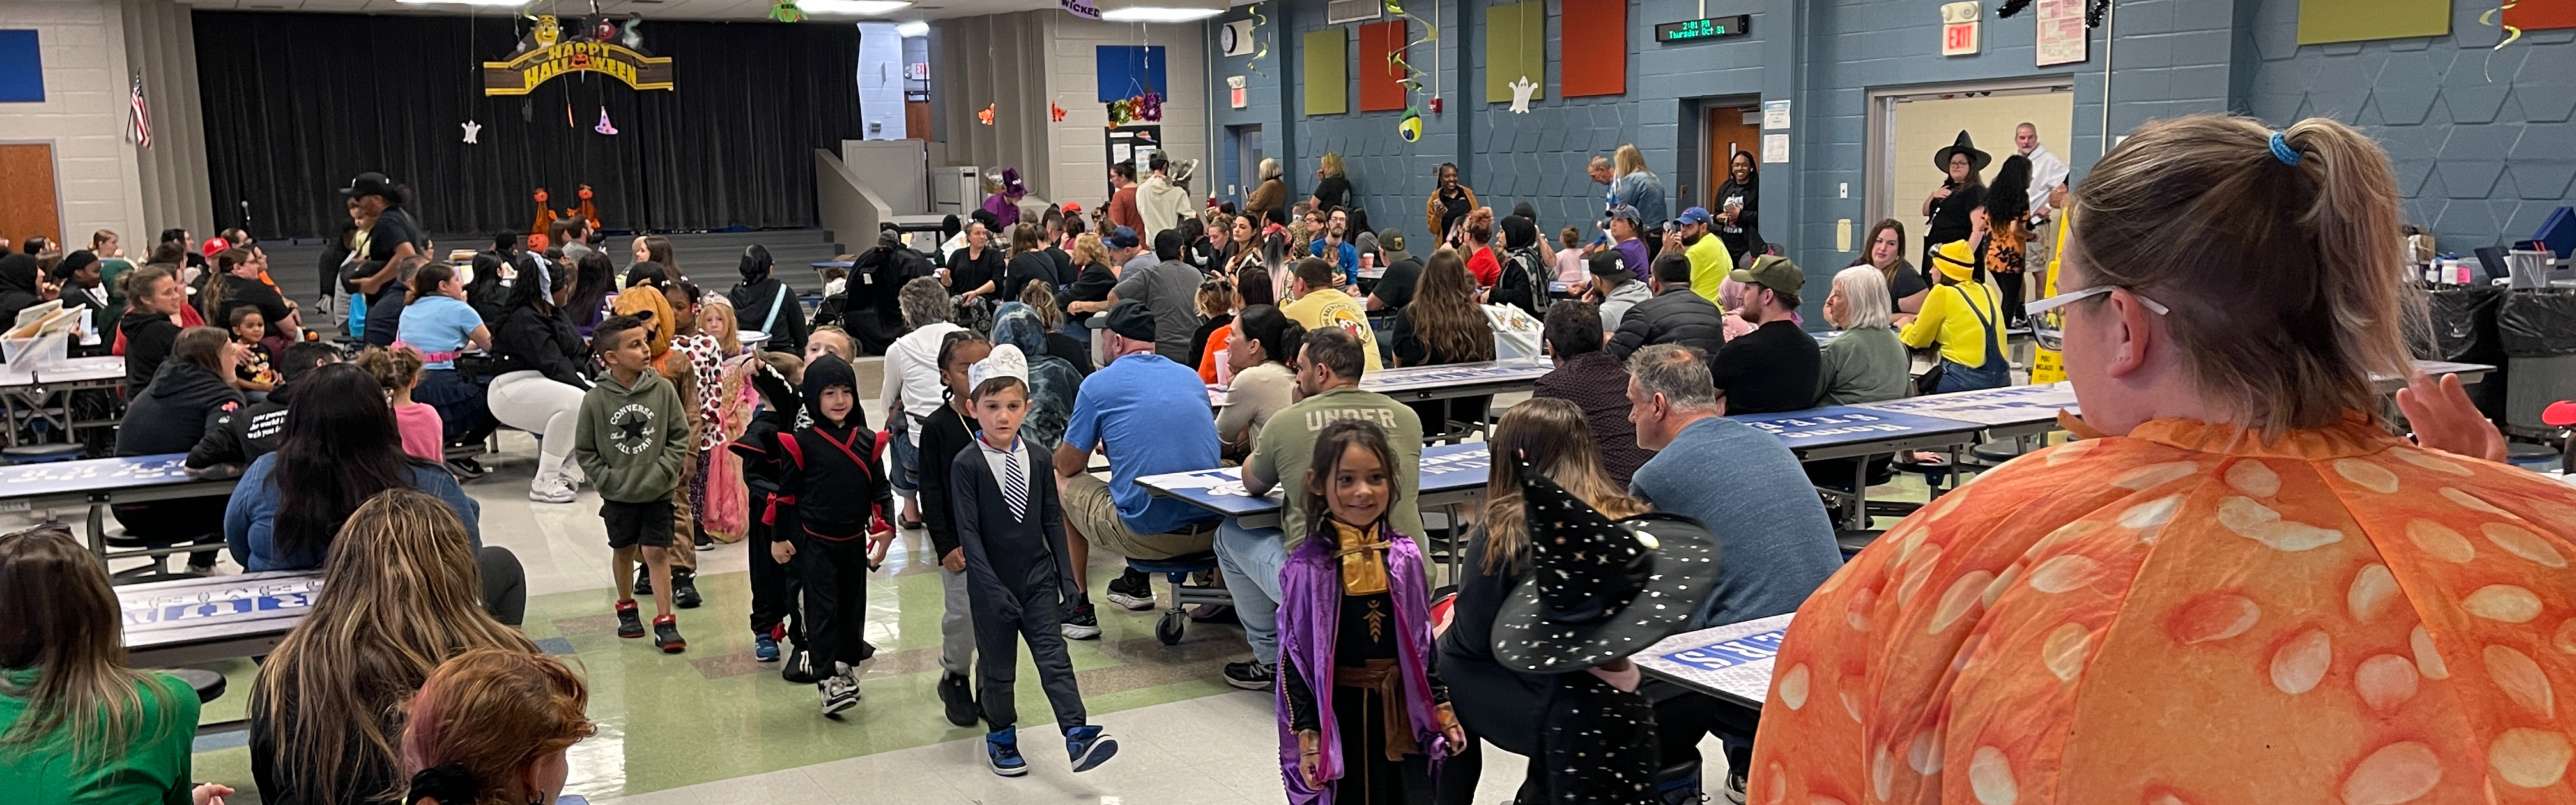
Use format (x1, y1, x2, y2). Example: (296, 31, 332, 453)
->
(2239, 2, 2576, 252)
(1209, 0, 2573, 317)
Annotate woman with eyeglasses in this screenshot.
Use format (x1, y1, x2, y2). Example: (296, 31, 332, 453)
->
(1754, 114, 2576, 805)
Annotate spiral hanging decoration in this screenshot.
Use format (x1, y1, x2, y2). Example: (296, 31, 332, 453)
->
(2480, 0, 2524, 81)
(1246, 2, 1273, 77)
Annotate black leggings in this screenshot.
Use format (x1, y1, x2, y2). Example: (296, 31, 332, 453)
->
(1995, 270, 2027, 325)
(476, 546, 527, 626)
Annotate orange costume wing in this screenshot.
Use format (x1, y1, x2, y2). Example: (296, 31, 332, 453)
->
(1754, 417, 2576, 805)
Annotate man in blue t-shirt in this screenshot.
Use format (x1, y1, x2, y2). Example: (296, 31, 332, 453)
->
(1306, 208, 1360, 288)
(1052, 299, 1220, 638)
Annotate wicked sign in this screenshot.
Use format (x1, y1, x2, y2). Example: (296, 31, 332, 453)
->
(483, 14, 675, 96)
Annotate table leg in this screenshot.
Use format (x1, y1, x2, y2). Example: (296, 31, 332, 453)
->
(1851, 459, 1871, 530)
(86, 499, 106, 562)
(1443, 502, 1463, 588)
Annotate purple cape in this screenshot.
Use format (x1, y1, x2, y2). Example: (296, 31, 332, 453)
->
(1273, 521, 1446, 805)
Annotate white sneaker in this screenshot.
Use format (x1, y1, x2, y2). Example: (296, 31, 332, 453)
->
(818, 663, 860, 715)
(528, 476, 578, 503)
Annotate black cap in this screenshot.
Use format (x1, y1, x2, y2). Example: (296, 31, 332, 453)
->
(1588, 250, 1634, 283)
(1103, 298, 1158, 343)
(340, 172, 393, 198)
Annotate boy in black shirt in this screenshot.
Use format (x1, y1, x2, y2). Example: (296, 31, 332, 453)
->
(951, 346, 1116, 778)
(917, 330, 993, 728)
(773, 353, 896, 715)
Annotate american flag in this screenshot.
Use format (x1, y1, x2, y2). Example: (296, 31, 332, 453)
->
(128, 75, 151, 148)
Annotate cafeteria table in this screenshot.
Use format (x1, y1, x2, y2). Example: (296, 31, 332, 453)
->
(1137, 441, 1494, 578)
(0, 355, 125, 446)
(121, 570, 323, 668)
(0, 453, 241, 560)
(1209, 360, 1552, 408)
(1634, 613, 1795, 710)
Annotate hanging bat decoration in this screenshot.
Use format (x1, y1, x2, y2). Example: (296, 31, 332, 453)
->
(2086, 0, 2111, 27)
(1995, 0, 2032, 17)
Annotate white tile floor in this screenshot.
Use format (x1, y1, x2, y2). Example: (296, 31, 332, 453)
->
(595, 689, 1732, 805)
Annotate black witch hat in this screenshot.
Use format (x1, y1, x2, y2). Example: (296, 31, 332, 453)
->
(1491, 463, 1722, 674)
(1935, 130, 1993, 173)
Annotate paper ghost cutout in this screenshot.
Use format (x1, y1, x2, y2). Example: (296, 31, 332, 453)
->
(1508, 76, 1537, 113)
(461, 119, 482, 144)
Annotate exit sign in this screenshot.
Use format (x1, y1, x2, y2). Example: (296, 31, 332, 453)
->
(1655, 14, 1752, 44)
(1940, 2, 1981, 56)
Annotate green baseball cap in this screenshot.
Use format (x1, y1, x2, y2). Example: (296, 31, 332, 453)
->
(1729, 254, 1804, 295)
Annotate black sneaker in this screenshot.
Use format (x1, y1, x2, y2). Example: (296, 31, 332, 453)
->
(671, 569, 703, 609)
(445, 457, 487, 480)
(615, 601, 645, 639)
(939, 671, 979, 727)
(782, 649, 821, 684)
(653, 615, 686, 653)
(1105, 569, 1155, 611)
(632, 567, 653, 597)
(1061, 601, 1102, 640)
(1222, 659, 1275, 691)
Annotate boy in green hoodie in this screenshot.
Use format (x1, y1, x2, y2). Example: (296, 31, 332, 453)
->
(575, 314, 694, 652)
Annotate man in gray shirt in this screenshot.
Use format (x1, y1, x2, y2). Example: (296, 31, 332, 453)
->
(1108, 229, 1206, 363)
(1621, 342, 1844, 799)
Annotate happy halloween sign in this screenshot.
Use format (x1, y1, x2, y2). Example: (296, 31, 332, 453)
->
(482, 14, 675, 96)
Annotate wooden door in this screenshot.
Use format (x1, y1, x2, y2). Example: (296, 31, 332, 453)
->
(905, 101, 931, 141)
(1705, 107, 1761, 208)
(0, 143, 61, 248)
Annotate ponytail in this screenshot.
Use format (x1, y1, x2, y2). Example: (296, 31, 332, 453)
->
(2067, 114, 2418, 437)
(406, 263, 456, 305)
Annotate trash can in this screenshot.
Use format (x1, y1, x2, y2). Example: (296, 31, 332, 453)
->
(2499, 289, 2576, 433)
(2423, 285, 2507, 419)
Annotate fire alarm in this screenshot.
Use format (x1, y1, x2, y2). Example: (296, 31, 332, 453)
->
(1429, 96, 1443, 114)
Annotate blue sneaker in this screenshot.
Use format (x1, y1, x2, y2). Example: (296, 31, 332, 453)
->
(1065, 724, 1118, 772)
(985, 728, 1029, 777)
(753, 632, 781, 663)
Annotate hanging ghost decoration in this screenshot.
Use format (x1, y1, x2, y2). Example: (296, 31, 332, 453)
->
(462, 119, 482, 144)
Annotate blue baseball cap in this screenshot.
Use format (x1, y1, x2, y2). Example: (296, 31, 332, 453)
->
(1108, 227, 1140, 249)
(1677, 207, 1712, 226)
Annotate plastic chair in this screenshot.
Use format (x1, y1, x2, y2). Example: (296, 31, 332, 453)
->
(1126, 551, 1232, 646)
(1, 443, 88, 464)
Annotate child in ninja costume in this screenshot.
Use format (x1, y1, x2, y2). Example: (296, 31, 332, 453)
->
(770, 353, 896, 714)
(726, 352, 808, 668)
(948, 345, 1118, 777)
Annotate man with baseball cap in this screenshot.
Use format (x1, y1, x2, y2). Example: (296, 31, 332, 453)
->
(342, 171, 427, 347)
(1363, 228, 1421, 313)
(1706, 254, 1820, 414)
(1052, 300, 1220, 638)
(1667, 207, 1730, 302)
(1583, 250, 1651, 335)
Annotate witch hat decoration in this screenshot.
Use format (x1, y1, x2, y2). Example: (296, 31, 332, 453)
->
(1491, 461, 1722, 675)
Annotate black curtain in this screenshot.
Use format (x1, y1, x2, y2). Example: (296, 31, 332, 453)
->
(195, 12, 863, 239)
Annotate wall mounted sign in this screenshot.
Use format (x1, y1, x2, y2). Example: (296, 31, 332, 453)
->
(1227, 75, 1248, 109)
(2034, 0, 2085, 65)
(483, 15, 672, 96)
(1940, 2, 1982, 56)
(1761, 132, 1789, 164)
(1761, 98, 1791, 129)
(1061, 0, 1102, 20)
(1653, 14, 1751, 44)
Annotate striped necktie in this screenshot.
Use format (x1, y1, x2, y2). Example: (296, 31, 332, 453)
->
(1002, 443, 1027, 521)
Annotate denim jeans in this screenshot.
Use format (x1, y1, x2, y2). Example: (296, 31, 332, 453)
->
(1214, 519, 1287, 664)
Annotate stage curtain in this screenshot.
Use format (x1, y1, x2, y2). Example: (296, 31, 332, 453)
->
(193, 11, 863, 239)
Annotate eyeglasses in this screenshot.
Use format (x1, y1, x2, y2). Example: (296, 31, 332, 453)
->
(2023, 284, 2170, 351)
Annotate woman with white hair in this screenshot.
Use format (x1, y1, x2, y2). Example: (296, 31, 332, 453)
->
(1246, 158, 1289, 229)
(1816, 266, 1909, 406)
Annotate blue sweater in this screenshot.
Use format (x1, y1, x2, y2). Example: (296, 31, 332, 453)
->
(1629, 415, 1844, 628)
(223, 454, 484, 571)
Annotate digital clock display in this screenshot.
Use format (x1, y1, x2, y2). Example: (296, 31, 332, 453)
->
(1655, 14, 1751, 43)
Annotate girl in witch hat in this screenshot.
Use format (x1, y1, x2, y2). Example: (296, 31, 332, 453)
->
(1275, 419, 1459, 804)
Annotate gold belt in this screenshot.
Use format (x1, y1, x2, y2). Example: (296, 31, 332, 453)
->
(1333, 658, 1418, 761)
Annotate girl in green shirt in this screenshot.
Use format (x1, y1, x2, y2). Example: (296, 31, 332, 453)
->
(0, 525, 199, 805)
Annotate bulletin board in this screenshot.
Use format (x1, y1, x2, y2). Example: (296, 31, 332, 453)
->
(0, 31, 43, 103)
(1559, 0, 1625, 97)
(1486, 2, 1545, 104)
(1106, 125, 1162, 197)
(1303, 28, 1349, 115)
(1358, 20, 1409, 112)
(1096, 45, 1168, 102)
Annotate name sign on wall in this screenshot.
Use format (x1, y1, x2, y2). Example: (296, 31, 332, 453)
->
(483, 15, 675, 96)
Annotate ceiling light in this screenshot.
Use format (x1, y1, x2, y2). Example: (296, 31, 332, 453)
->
(896, 20, 930, 37)
(1100, 6, 1222, 21)
(800, 0, 913, 15)
(393, 0, 530, 6)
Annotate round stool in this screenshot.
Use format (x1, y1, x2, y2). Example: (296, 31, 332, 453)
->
(1, 443, 88, 465)
(167, 668, 227, 704)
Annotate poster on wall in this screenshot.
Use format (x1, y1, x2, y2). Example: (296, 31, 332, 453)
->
(2034, 0, 2086, 66)
(2296, 0, 2448, 45)
(1303, 29, 1348, 115)
(1486, 1, 1544, 105)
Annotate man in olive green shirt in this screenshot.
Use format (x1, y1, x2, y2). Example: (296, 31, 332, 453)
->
(1216, 326, 1423, 691)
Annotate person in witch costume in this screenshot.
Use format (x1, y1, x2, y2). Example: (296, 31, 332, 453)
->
(1276, 419, 1459, 804)
(1920, 130, 1989, 268)
(1488, 422, 1722, 804)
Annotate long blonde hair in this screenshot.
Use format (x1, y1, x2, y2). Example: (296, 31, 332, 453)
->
(1320, 152, 1346, 178)
(1480, 399, 1645, 574)
(1071, 233, 1110, 268)
(254, 489, 539, 805)
(0, 526, 185, 762)
(2069, 114, 2420, 437)
(1613, 144, 1648, 178)
(700, 296, 742, 355)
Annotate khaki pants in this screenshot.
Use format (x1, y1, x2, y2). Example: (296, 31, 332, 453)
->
(1061, 473, 1216, 560)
